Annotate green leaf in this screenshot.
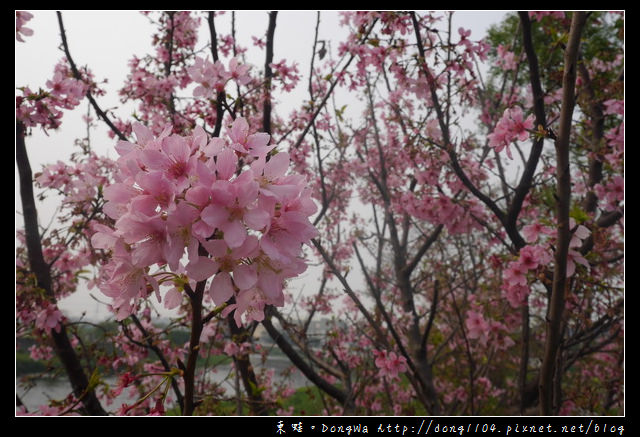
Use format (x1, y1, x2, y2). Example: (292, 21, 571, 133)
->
(570, 204, 589, 224)
(88, 368, 102, 391)
(248, 380, 266, 396)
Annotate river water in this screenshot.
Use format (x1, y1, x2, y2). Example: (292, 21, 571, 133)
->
(16, 355, 309, 415)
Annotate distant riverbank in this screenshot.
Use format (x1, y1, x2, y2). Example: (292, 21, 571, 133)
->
(17, 354, 309, 415)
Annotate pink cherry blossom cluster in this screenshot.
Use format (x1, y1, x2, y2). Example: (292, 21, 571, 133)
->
(269, 59, 301, 92)
(91, 117, 318, 325)
(17, 405, 80, 416)
(502, 245, 552, 308)
(149, 12, 200, 66)
(223, 340, 252, 357)
(401, 192, 484, 235)
(36, 152, 115, 205)
(588, 53, 624, 77)
(603, 99, 624, 116)
(503, 218, 592, 308)
(120, 61, 180, 106)
(566, 220, 591, 277)
(108, 321, 166, 371)
(28, 344, 54, 361)
(465, 309, 489, 344)
(16, 11, 33, 42)
(16, 232, 90, 335)
(35, 303, 64, 334)
(441, 375, 506, 408)
(496, 44, 517, 71)
(373, 349, 407, 379)
(16, 60, 88, 131)
(488, 106, 535, 159)
(464, 306, 515, 350)
(116, 12, 204, 136)
(529, 11, 566, 21)
(594, 175, 624, 211)
(188, 56, 251, 99)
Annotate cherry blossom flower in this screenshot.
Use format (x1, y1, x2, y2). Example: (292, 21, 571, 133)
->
(603, 99, 624, 116)
(496, 44, 517, 71)
(522, 222, 553, 243)
(140, 134, 199, 192)
(228, 57, 251, 86)
(529, 11, 565, 21)
(16, 11, 33, 42)
(16, 60, 88, 131)
(227, 116, 275, 158)
(222, 287, 267, 326)
(488, 107, 534, 159)
(270, 59, 301, 92)
(595, 175, 624, 210)
(373, 350, 407, 379)
(566, 249, 590, 278)
(504, 261, 528, 288)
(29, 344, 54, 361)
(569, 220, 591, 249)
(188, 56, 230, 97)
(93, 117, 317, 322)
(112, 372, 138, 397)
(223, 341, 251, 357)
(35, 304, 64, 333)
(465, 310, 490, 344)
(163, 287, 183, 310)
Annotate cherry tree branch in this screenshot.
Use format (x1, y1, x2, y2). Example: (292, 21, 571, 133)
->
(263, 11, 277, 136)
(16, 122, 107, 416)
(207, 12, 227, 138)
(227, 318, 269, 415)
(270, 308, 343, 379)
(290, 18, 378, 150)
(262, 309, 350, 406)
(539, 11, 587, 416)
(182, 280, 204, 415)
(504, 12, 550, 247)
(129, 314, 184, 412)
(409, 12, 515, 249)
(577, 60, 605, 214)
(56, 11, 127, 142)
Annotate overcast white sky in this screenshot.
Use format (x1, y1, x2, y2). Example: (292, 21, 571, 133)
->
(15, 10, 509, 320)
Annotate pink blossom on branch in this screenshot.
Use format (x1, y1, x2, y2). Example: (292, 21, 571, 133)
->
(188, 55, 252, 99)
(373, 350, 407, 379)
(269, 59, 301, 92)
(522, 222, 553, 243)
(16, 11, 34, 42)
(465, 310, 490, 345)
(93, 117, 317, 325)
(488, 106, 535, 159)
(16, 60, 89, 132)
(35, 303, 64, 334)
(496, 44, 517, 71)
(529, 11, 566, 21)
(603, 99, 624, 116)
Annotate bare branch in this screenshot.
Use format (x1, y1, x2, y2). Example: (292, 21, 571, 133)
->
(56, 11, 127, 142)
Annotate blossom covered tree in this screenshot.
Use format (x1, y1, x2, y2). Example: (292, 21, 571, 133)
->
(16, 10, 623, 416)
